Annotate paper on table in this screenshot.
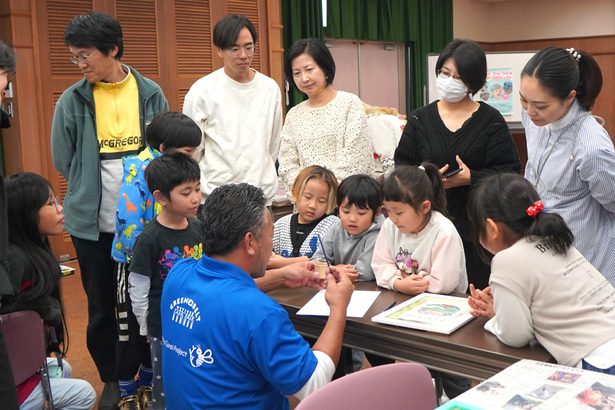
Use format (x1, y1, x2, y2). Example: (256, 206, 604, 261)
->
(60, 265, 75, 277)
(297, 290, 381, 318)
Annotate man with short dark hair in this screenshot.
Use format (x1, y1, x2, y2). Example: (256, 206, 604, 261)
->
(0, 39, 19, 410)
(183, 15, 282, 206)
(161, 183, 354, 409)
(51, 11, 168, 409)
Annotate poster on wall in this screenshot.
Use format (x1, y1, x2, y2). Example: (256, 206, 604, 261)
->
(475, 68, 514, 116)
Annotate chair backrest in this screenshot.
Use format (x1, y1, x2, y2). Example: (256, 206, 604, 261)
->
(0, 310, 47, 385)
(296, 362, 437, 410)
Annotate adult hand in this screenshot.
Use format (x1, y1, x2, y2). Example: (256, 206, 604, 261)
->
(282, 260, 326, 290)
(468, 284, 495, 318)
(393, 273, 429, 295)
(324, 266, 354, 311)
(441, 155, 472, 189)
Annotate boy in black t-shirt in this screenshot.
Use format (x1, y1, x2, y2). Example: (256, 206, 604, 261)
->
(129, 153, 203, 409)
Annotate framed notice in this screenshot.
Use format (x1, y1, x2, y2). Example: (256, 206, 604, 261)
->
(371, 293, 474, 334)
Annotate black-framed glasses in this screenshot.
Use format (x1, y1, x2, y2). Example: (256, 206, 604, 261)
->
(69, 50, 99, 65)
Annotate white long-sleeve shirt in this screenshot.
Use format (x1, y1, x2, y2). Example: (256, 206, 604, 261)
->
(371, 211, 467, 294)
(183, 68, 282, 205)
(278, 91, 374, 189)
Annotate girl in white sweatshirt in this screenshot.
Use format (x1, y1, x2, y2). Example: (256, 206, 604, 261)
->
(372, 163, 468, 295)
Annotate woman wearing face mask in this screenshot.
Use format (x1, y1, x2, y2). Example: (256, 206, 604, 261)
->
(521, 47, 615, 287)
(394, 39, 520, 293)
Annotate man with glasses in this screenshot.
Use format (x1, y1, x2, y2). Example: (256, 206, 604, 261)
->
(51, 12, 168, 410)
(183, 14, 282, 206)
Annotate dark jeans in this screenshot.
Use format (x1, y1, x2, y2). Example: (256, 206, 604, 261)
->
(432, 370, 470, 399)
(365, 352, 394, 367)
(115, 263, 151, 380)
(0, 325, 18, 409)
(72, 233, 118, 382)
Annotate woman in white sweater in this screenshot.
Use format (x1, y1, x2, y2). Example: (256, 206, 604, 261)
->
(278, 38, 374, 190)
(468, 173, 615, 373)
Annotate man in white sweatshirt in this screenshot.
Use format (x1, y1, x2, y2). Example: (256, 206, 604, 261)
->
(183, 14, 282, 206)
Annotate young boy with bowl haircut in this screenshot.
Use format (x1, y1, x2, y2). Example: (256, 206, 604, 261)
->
(129, 153, 203, 409)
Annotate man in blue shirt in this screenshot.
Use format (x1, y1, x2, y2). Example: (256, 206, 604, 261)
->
(161, 183, 353, 409)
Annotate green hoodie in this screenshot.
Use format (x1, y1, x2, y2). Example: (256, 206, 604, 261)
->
(51, 66, 168, 241)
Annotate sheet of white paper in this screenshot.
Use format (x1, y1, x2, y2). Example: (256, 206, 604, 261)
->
(297, 290, 381, 318)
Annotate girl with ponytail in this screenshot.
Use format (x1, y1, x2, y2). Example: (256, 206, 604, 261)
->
(520, 46, 615, 287)
(373, 163, 470, 398)
(468, 173, 615, 374)
(372, 163, 468, 296)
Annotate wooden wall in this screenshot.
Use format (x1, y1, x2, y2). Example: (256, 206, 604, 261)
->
(482, 35, 615, 167)
(477, 35, 615, 172)
(0, 0, 283, 259)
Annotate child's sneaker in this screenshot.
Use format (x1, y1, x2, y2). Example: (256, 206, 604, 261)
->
(118, 394, 141, 410)
(138, 385, 153, 410)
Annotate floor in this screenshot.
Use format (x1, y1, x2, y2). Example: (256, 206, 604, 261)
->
(61, 260, 104, 403)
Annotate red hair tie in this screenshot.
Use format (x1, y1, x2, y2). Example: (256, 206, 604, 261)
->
(526, 200, 544, 218)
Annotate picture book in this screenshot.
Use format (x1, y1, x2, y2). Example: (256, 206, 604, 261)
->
(371, 293, 474, 334)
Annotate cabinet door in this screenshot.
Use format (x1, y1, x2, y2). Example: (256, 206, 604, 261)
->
(327, 39, 406, 113)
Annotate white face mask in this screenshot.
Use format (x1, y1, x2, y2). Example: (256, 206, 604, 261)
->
(436, 75, 469, 103)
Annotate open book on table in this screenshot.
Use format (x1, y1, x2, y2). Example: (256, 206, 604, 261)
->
(371, 293, 474, 334)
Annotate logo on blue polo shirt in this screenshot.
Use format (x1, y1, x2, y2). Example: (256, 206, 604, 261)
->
(189, 344, 214, 368)
(169, 296, 202, 329)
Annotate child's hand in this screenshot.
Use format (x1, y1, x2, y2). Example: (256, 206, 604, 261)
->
(468, 284, 495, 318)
(335, 264, 359, 282)
(393, 272, 430, 295)
(267, 253, 286, 269)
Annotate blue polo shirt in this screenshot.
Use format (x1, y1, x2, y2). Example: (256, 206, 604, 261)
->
(161, 255, 318, 409)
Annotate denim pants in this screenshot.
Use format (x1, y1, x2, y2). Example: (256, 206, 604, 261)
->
(20, 359, 96, 410)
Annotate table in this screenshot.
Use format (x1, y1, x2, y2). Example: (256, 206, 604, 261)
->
(268, 282, 553, 380)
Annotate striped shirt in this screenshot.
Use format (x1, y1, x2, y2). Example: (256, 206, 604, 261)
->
(524, 101, 615, 285)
